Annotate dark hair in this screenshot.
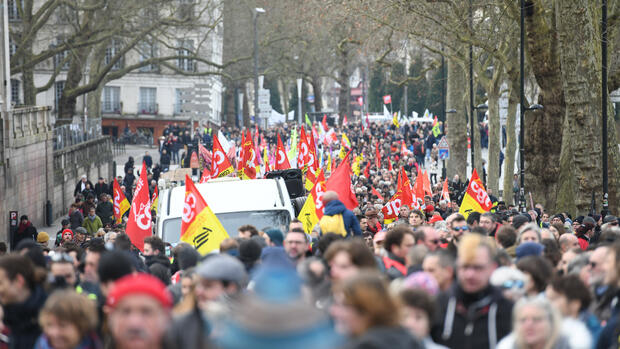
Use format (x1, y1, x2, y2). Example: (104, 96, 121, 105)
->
(551, 222, 567, 236)
(450, 214, 466, 226)
(496, 226, 517, 248)
(549, 275, 591, 311)
(15, 240, 47, 268)
(399, 288, 436, 322)
(324, 239, 377, 270)
(516, 256, 553, 293)
(467, 212, 481, 226)
(113, 234, 133, 251)
(86, 238, 106, 254)
(144, 236, 165, 255)
(541, 239, 562, 268)
(481, 212, 498, 223)
(238, 224, 258, 237)
(316, 233, 345, 256)
(385, 226, 414, 253)
(98, 250, 134, 284)
(149, 263, 171, 286)
(0, 254, 37, 290)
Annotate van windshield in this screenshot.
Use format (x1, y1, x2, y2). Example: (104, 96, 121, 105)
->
(161, 210, 291, 244)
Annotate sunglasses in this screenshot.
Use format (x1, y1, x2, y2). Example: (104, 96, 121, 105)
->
(50, 252, 74, 263)
(452, 226, 469, 232)
(501, 280, 524, 289)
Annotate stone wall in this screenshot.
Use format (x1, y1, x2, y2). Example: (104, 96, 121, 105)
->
(52, 137, 113, 220)
(0, 107, 54, 244)
(0, 107, 113, 245)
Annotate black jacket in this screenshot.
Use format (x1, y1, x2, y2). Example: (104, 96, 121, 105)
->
(96, 201, 114, 226)
(167, 307, 212, 349)
(345, 326, 423, 349)
(4, 286, 47, 349)
(94, 183, 109, 199)
(74, 180, 94, 197)
(431, 284, 513, 349)
(69, 210, 84, 230)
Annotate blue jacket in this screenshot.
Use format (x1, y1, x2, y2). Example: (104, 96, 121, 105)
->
(323, 200, 362, 237)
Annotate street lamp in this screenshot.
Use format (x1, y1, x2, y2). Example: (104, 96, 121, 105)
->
(444, 109, 457, 180)
(602, 0, 609, 215)
(253, 7, 265, 127)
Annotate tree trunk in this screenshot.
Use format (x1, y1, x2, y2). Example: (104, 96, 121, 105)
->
(555, 0, 618, 215)
(503, 82, 519, 205)
(523, 0, 565, 212)
(446, 58, 468, 181)
(487, 86, 500, 196)
(338, 48, 350, 118)
(311, 75, 323, 112)
(86, 43, 105, 121)
(279, 78, 289, 118)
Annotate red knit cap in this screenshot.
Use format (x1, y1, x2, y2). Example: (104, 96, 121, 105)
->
(62, 229, 73, 239)
(106, 273, 173, 309)
(428, 214, 444, 224)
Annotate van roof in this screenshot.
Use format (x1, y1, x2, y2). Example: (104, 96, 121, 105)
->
(163, 178, 288, 217)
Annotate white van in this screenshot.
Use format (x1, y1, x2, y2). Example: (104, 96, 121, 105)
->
(156, 177, 295, 243)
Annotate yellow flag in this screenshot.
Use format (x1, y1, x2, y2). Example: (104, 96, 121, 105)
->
(392, 112, 400, 128)
(297, 171, 326, 235)
(458, 169, 493, 219)
(181, 175, 230, 255)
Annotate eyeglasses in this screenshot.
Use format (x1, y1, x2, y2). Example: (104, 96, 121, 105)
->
(50, 252, 74, 263)
(452, 226, 469, 232)
(501, 279, 524, 289)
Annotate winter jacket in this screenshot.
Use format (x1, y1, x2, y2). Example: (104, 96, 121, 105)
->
(82, 215, 103, 235)
(69, 210, 84, 230)
(166, 307, 212, 349)
(94, 183, 109, 199)
(321, 200, 361, 237)
(74, 180, 94, 197)
(144, 254, 171, 271)
(382, 252, 407, 280)
(13, 222, 37, 249)
(4, 286, 47, 349)
(431, 284, 513, 349)
(95, 201, 114, 226)
(35, 333, 102, 349)
(595, 290, 620, 349)
(345, 326, 424, 349)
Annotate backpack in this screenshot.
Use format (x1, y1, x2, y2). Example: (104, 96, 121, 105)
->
(319, 214, 347, 237)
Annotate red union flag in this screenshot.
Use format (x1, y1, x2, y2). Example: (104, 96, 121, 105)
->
(211, 134, 234, 178)
(125, 162, 152, 252)
(113, 178, 130, 224)
(383, 95, 392, 105)
(275, 133, 291, 170)
(459, 169, 492, 218)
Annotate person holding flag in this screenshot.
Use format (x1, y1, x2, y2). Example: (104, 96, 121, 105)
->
(113, 178, 130, 224)
(458, 169, 493, 219)
(180, 175, 230, 255)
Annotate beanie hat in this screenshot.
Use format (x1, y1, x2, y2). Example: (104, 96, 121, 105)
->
(37, 232, 50, 243)
(239, 239, 263, 265)
(75, 227, 88, 236)
(62, 229, 73, 239)
(515, 242, 545, 261)
(195, 254, 247, 286)
(265, 229, 284, 247)
(106, 273, 172, 309)
(403, 271, 440, 296)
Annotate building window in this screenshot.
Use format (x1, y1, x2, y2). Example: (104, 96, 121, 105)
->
(177, 40, 195, 72)
(54, 37, 70, 70)
(138, 41, 158, 72)
(139, 87, 157, 114)
(175, 88, 187, 115)
(10, 79, 20, 105)
(8, 0, 21, 20)
(105, 39, 123, 70)
(9, 39, 17, 57)
(102, 86, 121, 113)
(177, 0, 194, 20)
(55, 81, 65, 111)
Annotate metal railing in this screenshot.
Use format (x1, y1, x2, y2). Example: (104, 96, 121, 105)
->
(102, 101, 122, 114)
(53, 118, 102, 151)
(138, 102, 158, 115)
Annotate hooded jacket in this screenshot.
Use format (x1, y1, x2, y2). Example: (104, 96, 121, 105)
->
(322, 200, 361, 237)
(431, 283, 513, 349)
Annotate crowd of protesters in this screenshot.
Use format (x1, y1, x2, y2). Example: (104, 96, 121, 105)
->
(2, 119, 620, 349)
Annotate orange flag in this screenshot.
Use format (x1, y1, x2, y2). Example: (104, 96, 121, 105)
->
(113, 178, 130, 224)
(371, 186, 384, 201)
(412, 168, 425, 210)
(275, 133, 291, 170)
(459, 169, 493, 219)
(297, 126, 309, 170)
(200, 167, 211, 183)
(181, 175, 229, 254)
(211, 133, 234, 178)
(422, 170, 432, 196)
(441, 179, 451, 202)
(326, 151, 358, 210)
(125, 162, 152, 252)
